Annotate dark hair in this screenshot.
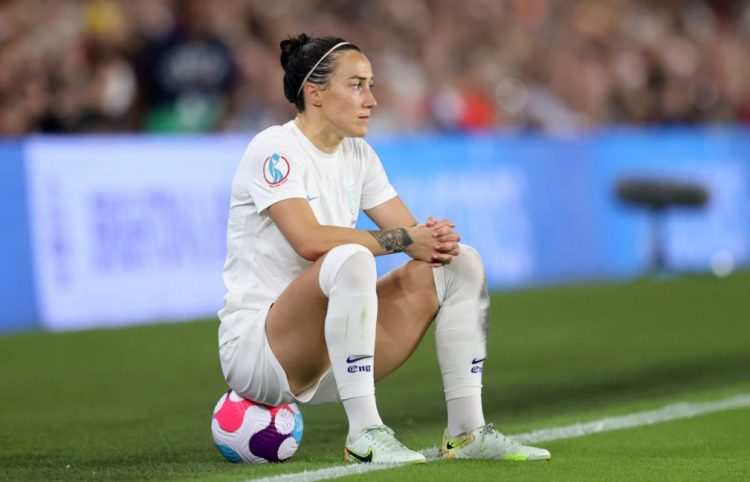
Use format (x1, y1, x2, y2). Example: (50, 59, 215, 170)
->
(280, 34, 361, 112)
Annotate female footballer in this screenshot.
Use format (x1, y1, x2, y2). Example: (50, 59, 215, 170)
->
(218, 33, 550, 464)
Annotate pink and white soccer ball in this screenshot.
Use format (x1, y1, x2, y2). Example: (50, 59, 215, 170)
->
(211, 390, 303, 463)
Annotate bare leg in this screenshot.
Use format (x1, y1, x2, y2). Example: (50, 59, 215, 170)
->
(266, 255, 439, 396)
(264, 256, 330, 395)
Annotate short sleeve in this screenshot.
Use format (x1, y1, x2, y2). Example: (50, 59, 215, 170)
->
(238, 135, 307, 213)
(360, 143, 397, 210)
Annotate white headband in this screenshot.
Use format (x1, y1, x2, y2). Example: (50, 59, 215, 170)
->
(296, 41, 352, 97)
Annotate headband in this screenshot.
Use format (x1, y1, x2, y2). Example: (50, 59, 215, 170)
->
(296, 41, 352, 97)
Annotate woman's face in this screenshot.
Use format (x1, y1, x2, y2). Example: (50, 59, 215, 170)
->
(318, 50, 377, 138)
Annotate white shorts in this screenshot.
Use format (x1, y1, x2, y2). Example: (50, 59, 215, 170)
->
(218, 304, 340, 407)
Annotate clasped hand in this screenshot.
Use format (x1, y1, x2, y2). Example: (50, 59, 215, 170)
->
(406, 216, 461, 267)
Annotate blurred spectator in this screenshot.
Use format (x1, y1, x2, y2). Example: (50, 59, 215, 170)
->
(132, 0, 237, 132)
(0, 0, 749, 135)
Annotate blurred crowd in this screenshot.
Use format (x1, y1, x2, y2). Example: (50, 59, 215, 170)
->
(1, 0, 749, 135)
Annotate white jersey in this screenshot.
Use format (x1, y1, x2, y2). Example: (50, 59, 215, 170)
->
(218, 121, 397, 338)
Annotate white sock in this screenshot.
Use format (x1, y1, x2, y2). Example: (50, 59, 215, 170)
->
(319, 244, 382, 441)
(343, 395, 383, 443)
(447, 395, 485, 436)
(433, 244, 490, 435)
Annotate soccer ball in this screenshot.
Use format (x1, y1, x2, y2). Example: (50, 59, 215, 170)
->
(211, 390, 303, 463)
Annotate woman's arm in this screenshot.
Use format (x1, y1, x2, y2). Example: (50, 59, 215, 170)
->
(366, 197, 462, 265)
(268, 198, 439, 262)
(363, 196, 418, 230)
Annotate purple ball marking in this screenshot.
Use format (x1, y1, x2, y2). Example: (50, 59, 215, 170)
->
(248, 425, 287, 462)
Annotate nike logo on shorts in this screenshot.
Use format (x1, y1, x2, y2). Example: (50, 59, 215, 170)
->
(471, 357, 486, 364)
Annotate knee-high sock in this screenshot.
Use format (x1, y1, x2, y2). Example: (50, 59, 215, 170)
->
(433, 244, 489, 436)
(319, 244, 382, 440)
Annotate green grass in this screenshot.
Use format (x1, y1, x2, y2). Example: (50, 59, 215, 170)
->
(1, 271, 749, 481)
(345, 408, 750, 482)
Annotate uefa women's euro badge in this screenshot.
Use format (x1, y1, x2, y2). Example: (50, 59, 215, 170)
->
(263, 153, 290, 187)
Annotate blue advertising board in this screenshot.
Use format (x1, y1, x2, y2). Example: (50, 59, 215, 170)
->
(368, 128, 750, 285)
(0, 128, 748, 332)
(0, 141, 38, 331)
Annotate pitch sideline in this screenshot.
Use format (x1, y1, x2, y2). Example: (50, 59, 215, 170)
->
(248, 393, 750, 482)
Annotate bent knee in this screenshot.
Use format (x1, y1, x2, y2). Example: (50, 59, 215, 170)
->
(457, 243, 482, 263)
(333, 243, 373, 259)
(433, 243, 487, 305)
(319, 244, 376, 296)
(450, 243, 485, 281)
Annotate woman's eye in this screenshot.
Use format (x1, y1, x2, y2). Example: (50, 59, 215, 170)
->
(351, 82, 373, 91)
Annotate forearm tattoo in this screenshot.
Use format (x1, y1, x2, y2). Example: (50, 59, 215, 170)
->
(368, 228, 414, 253)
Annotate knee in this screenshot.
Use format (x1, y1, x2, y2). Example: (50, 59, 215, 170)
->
(433, 244, 487, 305)
(446, 243, 485, 287)
(319, 244, 376, 297)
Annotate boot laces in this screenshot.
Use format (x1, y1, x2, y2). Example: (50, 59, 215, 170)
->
(479, 423, 517, 451)
(365, 425, 409, 452)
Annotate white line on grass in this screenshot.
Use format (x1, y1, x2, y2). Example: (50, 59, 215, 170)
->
(248, 393, 750, 482)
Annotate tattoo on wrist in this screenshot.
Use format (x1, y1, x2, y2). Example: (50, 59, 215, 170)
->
(368, 228, 414, 253)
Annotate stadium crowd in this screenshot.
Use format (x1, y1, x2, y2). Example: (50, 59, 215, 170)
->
(1, 0, 749, 135)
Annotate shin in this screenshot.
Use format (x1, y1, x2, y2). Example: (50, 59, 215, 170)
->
(319, 244, 382, 440)
(432, 244, 489, 436)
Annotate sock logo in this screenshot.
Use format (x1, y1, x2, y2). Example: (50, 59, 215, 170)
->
(346, 355, 373, 373)
(471, 357, 485, 373)
(346, 355, 373, 363)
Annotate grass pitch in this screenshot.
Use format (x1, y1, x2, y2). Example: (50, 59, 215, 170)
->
(1, 271, 749, 481)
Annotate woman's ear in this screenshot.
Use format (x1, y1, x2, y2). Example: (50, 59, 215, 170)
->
(304, 83, 324, 108)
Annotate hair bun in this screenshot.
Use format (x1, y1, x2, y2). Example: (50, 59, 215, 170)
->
(280, 33, 310, 69)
